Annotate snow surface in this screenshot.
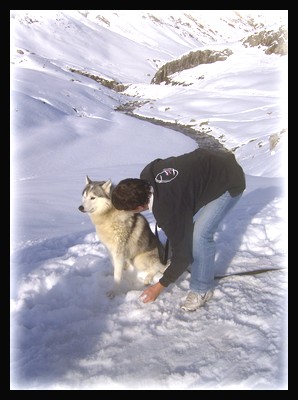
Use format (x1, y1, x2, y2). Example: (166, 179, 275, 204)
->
(10, 10, 288, 390)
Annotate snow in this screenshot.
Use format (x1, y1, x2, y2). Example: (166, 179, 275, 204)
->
(10, 10, 288, 390)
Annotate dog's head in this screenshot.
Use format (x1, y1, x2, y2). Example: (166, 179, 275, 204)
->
(78, 176, 113, 214)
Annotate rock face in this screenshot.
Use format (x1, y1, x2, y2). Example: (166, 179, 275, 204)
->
(151, 26, 287, 86)
(241, 26, 288, 55)
(151, 49, 233, 85)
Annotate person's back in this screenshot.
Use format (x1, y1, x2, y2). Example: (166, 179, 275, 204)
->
(140, 148, 246, 217)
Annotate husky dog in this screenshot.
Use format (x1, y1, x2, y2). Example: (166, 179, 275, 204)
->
(78, 176, 166, 297)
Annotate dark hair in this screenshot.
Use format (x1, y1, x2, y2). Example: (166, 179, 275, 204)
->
(111, 178, 151, 211)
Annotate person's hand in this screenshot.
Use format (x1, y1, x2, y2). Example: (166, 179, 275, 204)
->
(139, 282, 165, 303)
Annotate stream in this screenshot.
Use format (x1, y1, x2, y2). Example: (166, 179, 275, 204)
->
(116, 102, 229, 153)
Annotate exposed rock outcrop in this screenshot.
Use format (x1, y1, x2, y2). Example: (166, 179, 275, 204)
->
(151, 49, 233, 85)
(241, 26, 288, 55)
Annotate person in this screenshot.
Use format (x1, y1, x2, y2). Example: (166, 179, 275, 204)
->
(111, 147, 246, 311)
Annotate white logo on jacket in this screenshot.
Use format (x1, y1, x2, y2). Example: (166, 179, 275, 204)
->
(155, 168, 179, 183)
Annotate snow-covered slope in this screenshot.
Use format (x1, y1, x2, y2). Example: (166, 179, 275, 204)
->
(11, 10, 288, 180)
(10, 11, 288, 390)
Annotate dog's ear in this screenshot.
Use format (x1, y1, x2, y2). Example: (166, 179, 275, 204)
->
(102, 179, 112, 194)
(85, 175, 91, 184)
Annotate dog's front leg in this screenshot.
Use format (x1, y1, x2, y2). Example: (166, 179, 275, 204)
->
(106, 256, 124, 299)
(113, 255, 124, 285)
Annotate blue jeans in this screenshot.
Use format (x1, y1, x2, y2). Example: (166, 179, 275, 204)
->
(190, 191, 243, 294)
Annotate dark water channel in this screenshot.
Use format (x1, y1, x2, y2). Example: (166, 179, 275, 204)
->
(117, 102, 228, 153)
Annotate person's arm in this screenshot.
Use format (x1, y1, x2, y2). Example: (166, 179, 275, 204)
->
(159, 211, 194, 287)
(139, 211, 194, 303)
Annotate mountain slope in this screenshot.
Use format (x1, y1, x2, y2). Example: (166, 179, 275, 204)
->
(11, 10, 287, 182)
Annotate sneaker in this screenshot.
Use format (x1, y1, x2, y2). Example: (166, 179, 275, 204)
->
(181, 290, 214, 311)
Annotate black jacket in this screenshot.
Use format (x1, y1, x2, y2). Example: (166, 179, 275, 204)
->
(140, 148, 246, 287)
